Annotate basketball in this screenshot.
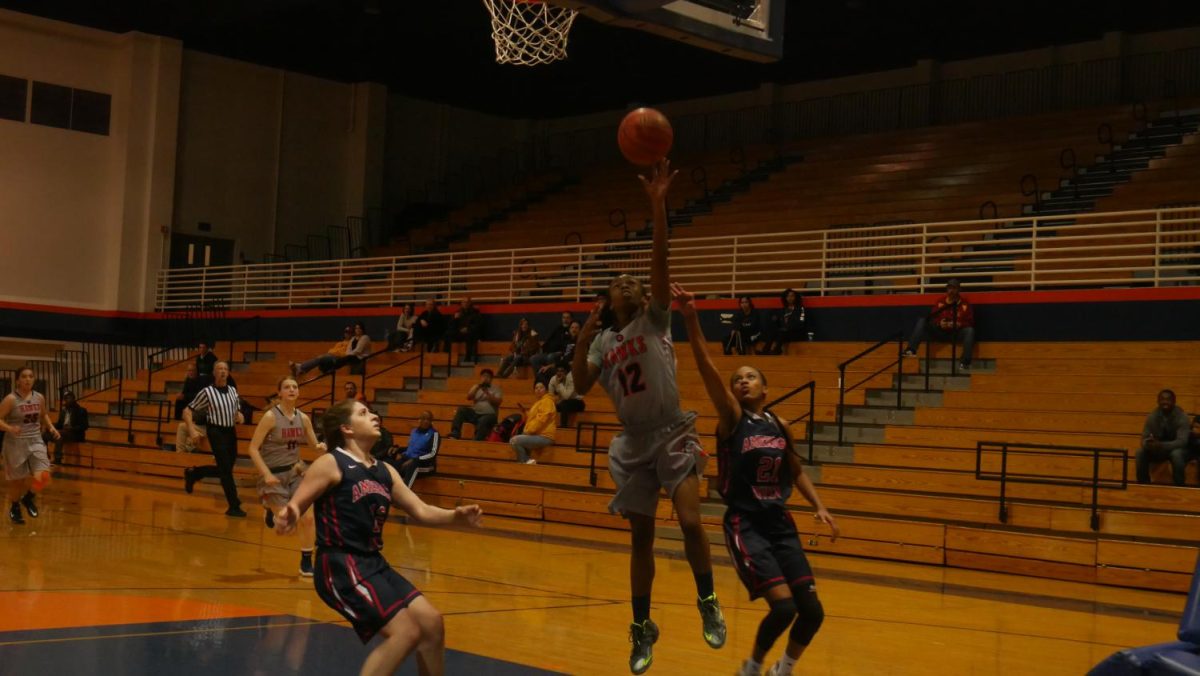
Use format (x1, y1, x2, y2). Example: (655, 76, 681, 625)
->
(617, 107, 674, 166)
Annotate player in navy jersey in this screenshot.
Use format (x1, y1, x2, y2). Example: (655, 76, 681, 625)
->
(673, 282, 840, 676)
(573, 159, 725, 674)
(275, 399, 482, 676)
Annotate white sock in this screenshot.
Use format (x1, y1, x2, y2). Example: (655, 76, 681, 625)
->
(739, 658, 762, 676)
(774, 654, 798, 675)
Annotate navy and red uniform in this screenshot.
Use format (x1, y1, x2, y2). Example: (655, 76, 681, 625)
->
(313, 448, 420, 642)
(718, 410, 815, 600)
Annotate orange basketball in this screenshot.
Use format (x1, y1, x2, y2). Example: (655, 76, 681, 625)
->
(617, 107, 673, 166)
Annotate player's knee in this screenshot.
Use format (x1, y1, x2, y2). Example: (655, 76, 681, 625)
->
(755, 596, 797, 651)
(675, 508, 703, 534)
(790, 591, 824, 646)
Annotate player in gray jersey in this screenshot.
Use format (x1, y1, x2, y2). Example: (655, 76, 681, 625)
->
(0, 367, 60, 524)
(247, 376, 326, 576)
(572, 159, 726, 675)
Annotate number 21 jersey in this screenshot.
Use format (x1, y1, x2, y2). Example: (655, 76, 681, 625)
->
(587, 302, 681, 433)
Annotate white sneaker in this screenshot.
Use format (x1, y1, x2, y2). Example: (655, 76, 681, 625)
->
(524, 459, 537, 465)
(766, 663, 790, 676)
(736, 660, 762, 676)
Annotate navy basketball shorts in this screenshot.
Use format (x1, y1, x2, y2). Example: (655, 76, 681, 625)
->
(723, 508, 816, 600)
(314, 549, 422, 642)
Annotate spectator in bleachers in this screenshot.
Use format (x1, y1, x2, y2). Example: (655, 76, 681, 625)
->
(343, 381, 368, 406)
(443, 298, 483, 362)
(414, 299, 445, 353)
(341, 322, 373, 375)
(290, 327, 353, 378)
(511, 382, 556, 465)
(449, 369, 502, 441)
(52, 391, 88, 465)
(1136, 389, 1195, 486)
(174, 363, 203, 421)
(761, 288, 807, 355)
(548, 364, 585, 427)
(195, 341, 217, 387)
(387, 410, 440, 485)
(903, 279, 976, 370)
(723, 296, 763, 356)
(536, 321, 581, 385)
(530, 312, 574, 376)
(388, 303, 417, 352)
(497, 318, 540, 378)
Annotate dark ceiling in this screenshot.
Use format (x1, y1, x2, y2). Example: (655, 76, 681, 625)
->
(4, 0, 1200, 117)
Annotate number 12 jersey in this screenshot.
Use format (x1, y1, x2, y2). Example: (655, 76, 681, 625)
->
(587, 302, 682, 436)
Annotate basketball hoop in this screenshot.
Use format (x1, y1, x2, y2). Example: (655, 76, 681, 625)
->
(482, 0, 578, 66)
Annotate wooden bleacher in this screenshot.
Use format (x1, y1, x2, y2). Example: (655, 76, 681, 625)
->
(54, 336, 1200, 594)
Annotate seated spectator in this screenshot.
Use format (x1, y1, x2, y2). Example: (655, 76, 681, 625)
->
(449, 369, 503, 441)
(387, 410, 440, 486)
(195, 341, 217, 387)
(342, 322, 373, 375)
(530, 312, 573, 375)
(498, 318, 540, 378)
(388, 303, 417, 352)
(443, 297, 483, 362)
(1136, 389, 1196, 486)
(903, 279, 976, 370)
(548, 364, 585, 427)
(723, 296, 762, 356)
(175, 417, 206, 454)
(537, 321, 581, 385)
(174, 363, 203, 421)
(511, 382, 556, 464)
(761, 288, 807, 355)
(53, 390, 88, 465)
(414, 299, 445, 353)
(343, 381, 368, 406)
(290, 327, 353, 378)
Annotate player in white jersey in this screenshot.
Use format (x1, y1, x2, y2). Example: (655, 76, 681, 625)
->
(572, 159, 726, 674)
(247, 376, 326, 576)
(0, 367, 60, 524)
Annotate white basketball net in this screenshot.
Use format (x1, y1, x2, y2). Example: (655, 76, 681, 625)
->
(482, 0, 579, 66)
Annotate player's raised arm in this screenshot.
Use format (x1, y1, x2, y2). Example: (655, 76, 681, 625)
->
(381, 462, 482, 527)
(673, 283, 741, 435)
(571, 298, 605, 396)
(276, 453, 339, 535)
(638, 158, 677, 309)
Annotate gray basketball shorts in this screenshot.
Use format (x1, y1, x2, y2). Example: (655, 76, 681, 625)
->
(3, 436, 50, 481)
(257, 463, 306, 504)
(607, 412, 707, 518)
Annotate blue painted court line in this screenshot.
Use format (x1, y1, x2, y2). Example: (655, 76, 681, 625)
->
(0, 615, 565, 676)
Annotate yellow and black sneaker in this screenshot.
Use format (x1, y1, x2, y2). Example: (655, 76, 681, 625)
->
(698, 593, 727, 648)
(628, 618, 659, 674)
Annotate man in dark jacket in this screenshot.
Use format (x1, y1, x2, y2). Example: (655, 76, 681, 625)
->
(443, 297, 484, 362)
(1136, 389, 1196, 486)
(531, 312, 573, 376)
(53, 391, 89, 465)
(414, 299, 446, 353)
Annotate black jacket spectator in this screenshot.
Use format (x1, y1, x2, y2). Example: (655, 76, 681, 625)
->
(415, 300, 446, 352)
(724, 297, 762, 355)
(763, 288, 807, 354)
(443, 298, 484, 361)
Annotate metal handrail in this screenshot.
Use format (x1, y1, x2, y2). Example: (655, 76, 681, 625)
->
(573, 421, 624, 487)
(155, 206, 1200, 309)
(147, 351, 193, 400)
(61, 365, 123, 407)
(763, 380, 817, 464)
(836, 332, 905, 445)
(975, 441, 1129, 532)
(121, 397, 171, 447)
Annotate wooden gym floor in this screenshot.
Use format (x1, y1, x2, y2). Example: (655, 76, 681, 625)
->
(0, 472, 1185, 675)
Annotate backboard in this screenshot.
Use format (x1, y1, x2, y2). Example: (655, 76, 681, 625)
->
(560, 0, 785, 62)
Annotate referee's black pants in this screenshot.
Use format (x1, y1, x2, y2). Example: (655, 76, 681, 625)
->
(192, 425, 241, 510)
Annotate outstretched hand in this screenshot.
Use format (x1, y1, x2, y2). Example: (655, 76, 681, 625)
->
(815, 508, 840, 542)
(275, 503, 299, 535)
(455, 504, 483, 527)
(670, 282, 697, 318)
(578, 298, 606, 348)
(638, 158, 677, 203)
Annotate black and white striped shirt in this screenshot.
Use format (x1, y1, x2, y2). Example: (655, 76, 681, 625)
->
(188, 384, 241, 427)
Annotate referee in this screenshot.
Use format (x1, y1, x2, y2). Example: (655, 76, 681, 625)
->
(182, 361, 246, 517)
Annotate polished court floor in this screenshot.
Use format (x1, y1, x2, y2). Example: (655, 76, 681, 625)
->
(0, 473, 1186, 675)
